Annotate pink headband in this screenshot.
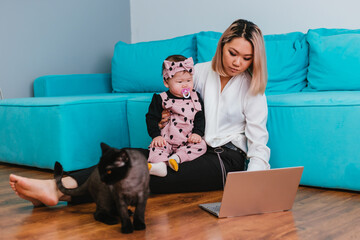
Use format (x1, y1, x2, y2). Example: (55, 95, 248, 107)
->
(163, 57, 194, 80)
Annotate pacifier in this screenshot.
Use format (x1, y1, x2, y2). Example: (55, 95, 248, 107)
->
(182, 88, 191, 98)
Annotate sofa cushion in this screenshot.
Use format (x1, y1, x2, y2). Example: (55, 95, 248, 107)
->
(126, 96, 153, 148)
(264, 32, 308, 92)
(112, 34, 197, 93)
(34, 74, 112, 97)
(195, 31, 308, 93)
(196, 31, 222, 63)
(267, 91, 360, 191)
(306, 28, 360, 91)
(0, 93, 152, 171)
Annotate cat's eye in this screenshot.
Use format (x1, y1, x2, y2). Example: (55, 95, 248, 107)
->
(107, 170, 112, 174)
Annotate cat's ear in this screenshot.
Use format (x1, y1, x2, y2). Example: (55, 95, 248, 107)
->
(120, 150, 130, 162)
(114, 150, 130, 167)
(100, 142, 111, 154)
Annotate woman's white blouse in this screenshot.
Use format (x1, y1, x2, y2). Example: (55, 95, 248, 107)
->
(193, 62, 270, 171)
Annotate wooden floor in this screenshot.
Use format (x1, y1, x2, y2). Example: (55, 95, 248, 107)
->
(1, 163, 360, 240)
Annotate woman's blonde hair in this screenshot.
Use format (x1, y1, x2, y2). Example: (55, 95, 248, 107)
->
(212, 19, 267, 95)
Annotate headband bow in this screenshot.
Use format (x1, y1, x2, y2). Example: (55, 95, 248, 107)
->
(163, 57, 194, 80)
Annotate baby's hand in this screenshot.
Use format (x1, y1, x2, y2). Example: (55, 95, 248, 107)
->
(188, 133, 202, 143)
(158, 110, 170, 129)
(150, 136, 167, 148)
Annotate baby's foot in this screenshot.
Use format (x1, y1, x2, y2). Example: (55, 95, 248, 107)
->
(148, 162, 167, 177)
(168, 159, 179, 172)
(168, 154, 180, 172)
(9, 174, 59, 206)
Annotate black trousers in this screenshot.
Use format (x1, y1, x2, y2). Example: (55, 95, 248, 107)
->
(68, 145, 245, 204)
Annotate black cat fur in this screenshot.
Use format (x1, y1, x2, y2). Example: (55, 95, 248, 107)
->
(54, 143, 150, 234)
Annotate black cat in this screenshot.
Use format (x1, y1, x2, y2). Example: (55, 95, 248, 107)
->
(54, 143, 150, 234)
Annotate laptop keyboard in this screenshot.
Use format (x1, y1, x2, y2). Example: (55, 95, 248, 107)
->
(199, 202, 222, 216)
(207, 203, 221, 213)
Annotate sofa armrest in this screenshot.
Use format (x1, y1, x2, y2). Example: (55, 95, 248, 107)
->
(34, 73, 112, 97)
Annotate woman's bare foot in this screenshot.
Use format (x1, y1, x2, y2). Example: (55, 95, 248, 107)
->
(9, 174, 62, 207)
(9, 178, 43, 206)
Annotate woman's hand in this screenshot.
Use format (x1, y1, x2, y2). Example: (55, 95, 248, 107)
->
(158, 110, 170, 129)
(187, 133, 202, 143)
(150, 136, 167, 148)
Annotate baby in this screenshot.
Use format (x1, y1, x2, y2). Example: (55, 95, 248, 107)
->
(146, 55, 207, 177)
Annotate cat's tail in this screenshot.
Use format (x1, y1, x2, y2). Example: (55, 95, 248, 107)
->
(54, 161, 88, 196)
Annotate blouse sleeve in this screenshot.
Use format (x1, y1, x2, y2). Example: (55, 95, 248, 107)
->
(244, 92, 271, 171)
(193, 63, 206, 95)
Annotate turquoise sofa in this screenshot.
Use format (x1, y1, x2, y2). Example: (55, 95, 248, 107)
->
(1, 29, 360, 191)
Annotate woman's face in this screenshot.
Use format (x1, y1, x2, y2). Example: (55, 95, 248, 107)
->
(222, 37, 254, 77)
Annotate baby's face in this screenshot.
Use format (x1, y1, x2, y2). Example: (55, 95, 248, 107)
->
(164, 71, 193, 98)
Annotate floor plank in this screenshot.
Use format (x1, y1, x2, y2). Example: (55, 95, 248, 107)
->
(1, 163, 360, 240)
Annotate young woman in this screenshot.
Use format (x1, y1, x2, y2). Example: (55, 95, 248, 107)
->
(9, 19, 270, 206)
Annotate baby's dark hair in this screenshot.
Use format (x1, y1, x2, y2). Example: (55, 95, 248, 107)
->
(162, 55, 187, 72)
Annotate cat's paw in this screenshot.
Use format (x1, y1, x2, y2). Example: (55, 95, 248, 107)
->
(103, 216, 119, 225)
(121, 223, 134, 234)
(133, 219, 146, 230)
(94, 211, 118, 225)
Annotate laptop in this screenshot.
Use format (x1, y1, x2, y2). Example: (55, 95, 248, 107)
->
(199, 167, 304, 218)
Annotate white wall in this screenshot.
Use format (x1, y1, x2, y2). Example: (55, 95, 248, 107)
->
(0, 0, 130, 98)
(3, 0, 360, 98)
(130, 0, 360, 42)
